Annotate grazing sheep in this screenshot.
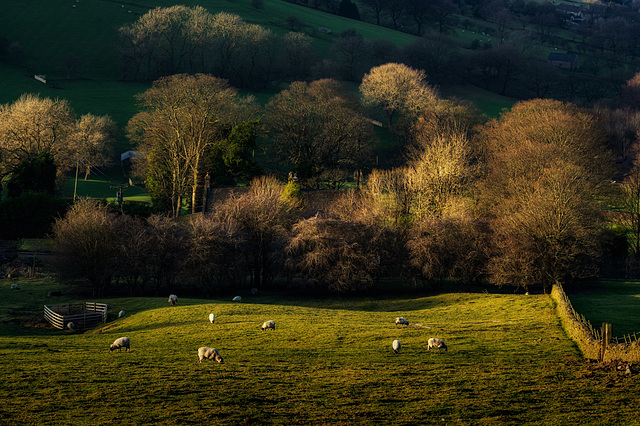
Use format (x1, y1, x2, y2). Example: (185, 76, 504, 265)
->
(67, 322, 75, 330)
(261, 320, 276, 331)
(110, 337, 131, 352)
(168, 294, 178, 305)
(118, 310, 125, 318)
(10, 284, 20, 290)
(392, 339, 401, 354)
(209, 313, 215, 324)
(428, 338, 447, 352)
(198, 347, 223, 363)
(232, 296, 242, 303)
(395, 317, 409, 326)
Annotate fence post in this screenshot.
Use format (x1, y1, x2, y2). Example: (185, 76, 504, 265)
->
(600, 323, 612, 362)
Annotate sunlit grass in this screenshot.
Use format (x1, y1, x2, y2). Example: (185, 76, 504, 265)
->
(1, 278, 639, 423)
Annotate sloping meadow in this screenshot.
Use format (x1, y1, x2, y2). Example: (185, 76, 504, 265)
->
(1, 287, 639, 424)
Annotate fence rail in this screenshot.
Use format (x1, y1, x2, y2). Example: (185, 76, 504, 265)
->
(43, 302, 108, 330)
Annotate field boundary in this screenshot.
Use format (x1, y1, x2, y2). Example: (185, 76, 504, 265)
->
(552, 284, 640, 362)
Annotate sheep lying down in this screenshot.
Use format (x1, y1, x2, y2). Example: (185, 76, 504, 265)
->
(110, 337, 131, 352)
(198, 347, 224, 363)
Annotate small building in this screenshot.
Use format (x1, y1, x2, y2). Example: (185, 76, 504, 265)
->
(556, 4, 584, 19)
(547, 52, 580, 70)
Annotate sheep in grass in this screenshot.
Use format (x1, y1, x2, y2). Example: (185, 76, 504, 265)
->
(209, 313, 215, 324)
(392, 339, 401, 354)
(10, 284, 20, 290)
(110, 337, 131, 352)
(232, 296, 242, 303)
(198, 347, 224, 363)
(261, 320, 276, 331)
(118, 310, 125, 318)
(428, 338, 447, 352)
(395, 317, 409, 326)
(168, 294, 178, 306)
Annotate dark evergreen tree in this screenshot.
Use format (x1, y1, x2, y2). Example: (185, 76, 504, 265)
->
(6, 151, 56, 198)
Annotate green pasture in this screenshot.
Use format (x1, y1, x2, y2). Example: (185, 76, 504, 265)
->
(60, 165, 149, 202)
(1, 278, 640, 424)
(566, 280, 640, 338)
(0, 0, 417, 83)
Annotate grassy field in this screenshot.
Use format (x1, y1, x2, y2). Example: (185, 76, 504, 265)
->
(566, 280, 640, 338)
(1, 278, 640, 424)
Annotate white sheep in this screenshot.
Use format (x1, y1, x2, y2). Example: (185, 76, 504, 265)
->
(428, 338, 447, 352)
(209, 313, 215, 324)
(110, 337, 130, 352)
(198, 347, 223, 363)
(232, 296, 242, 303)
(392, 339, 401, 354)
(10, 284, 20, 290)
(261, 320, 276, 331)
(118, 310, 125, 318)
(395, 317, 409, 326)
(168, 294, 178, 305)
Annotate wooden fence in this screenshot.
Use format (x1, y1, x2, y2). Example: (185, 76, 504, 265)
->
(552, 284, 640, 362)
(44, 302, 108, 330)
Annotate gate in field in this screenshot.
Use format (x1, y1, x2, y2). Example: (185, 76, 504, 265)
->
(44, 302, 108, 330)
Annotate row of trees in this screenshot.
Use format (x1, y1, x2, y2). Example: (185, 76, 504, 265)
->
(52, 91, 639, 295)
(119, 6, 319, 88)
(0, 94, 116, 198)
(116, 4, 640, 103)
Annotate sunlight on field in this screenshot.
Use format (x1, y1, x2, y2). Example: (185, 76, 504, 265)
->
(2, 280, 639, 423)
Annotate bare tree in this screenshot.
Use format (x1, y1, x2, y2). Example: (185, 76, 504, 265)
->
(286, 216, 378, 293)
(52, 199, 120, 296)
(0, 94, 74, 182)
(479, 99, 613, 292)
(216, 176, 296, 289)
(60, 114, 117, 184)
(264, 79, 374, 187)
(127, 73, 256, 216)
(407, 214, 488, 285)
(360, 63, 438, 128)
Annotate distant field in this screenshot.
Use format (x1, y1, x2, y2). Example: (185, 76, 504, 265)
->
(566, 280, 640, 338)
(1, 278, 639, 424)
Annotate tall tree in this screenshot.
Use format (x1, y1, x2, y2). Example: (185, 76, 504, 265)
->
(0, 94, 74, 184)
(61, 114, 117, 182)
(479, 99, 613, 292)
(127, 73, 256, 216)
(264, 79, 374, 187)
(360, 63, 438, 128)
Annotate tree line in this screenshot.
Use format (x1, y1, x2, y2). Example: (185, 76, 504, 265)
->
(46, 62, 640, 296)
(6, 55, 640, 295)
